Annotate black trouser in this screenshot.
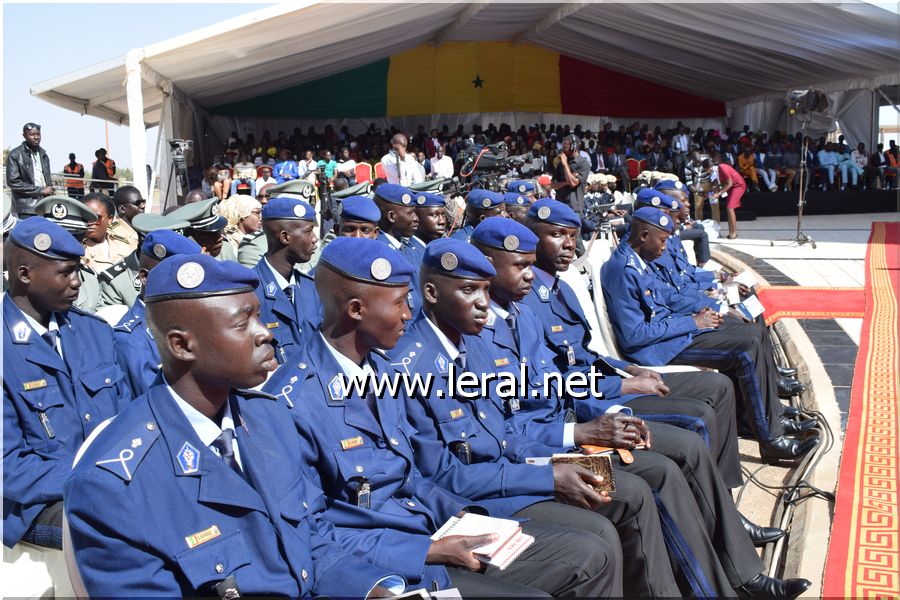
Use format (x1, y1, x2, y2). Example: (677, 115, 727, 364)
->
(639, 422, 763, 590)
(680, 224, 711, 264)
(672, 316, 784, 442)
(616, 444, 744, 597)
(643, 370, 743, 488)
(448, 513, 620, 598)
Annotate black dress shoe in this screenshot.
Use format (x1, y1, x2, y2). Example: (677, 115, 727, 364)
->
(759, 435, 819, 464)
(778, 378, 807, 398)
(738, 513, 785, 546)
(782, 406, 800, 418)
(777, 366, 798, 377)
(739, 573, 811, 599)
(781, 415, 817, 434)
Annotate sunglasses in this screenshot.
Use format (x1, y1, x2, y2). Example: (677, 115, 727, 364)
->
(24, 123, 41, 131)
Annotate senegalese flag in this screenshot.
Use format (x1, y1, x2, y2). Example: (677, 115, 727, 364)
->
(210, 42, 724, 119)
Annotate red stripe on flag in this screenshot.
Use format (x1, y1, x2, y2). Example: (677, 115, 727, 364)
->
(558, 55, 725, 118)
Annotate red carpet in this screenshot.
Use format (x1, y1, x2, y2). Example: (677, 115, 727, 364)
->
(823, 222, 900, 598)
(756, 286, 866, 326)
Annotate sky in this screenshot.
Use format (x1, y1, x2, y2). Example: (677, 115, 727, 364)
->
(3, 2, 898, 172)
(2, 2, 266, 171)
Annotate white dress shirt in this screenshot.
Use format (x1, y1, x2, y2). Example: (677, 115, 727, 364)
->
(380, 152, 424, 186)
(168, 379, 243, 470)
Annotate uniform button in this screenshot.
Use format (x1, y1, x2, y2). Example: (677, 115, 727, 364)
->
(215, 563, 224, 574)
(355, 465, 364, 473)
(302, 501, 309, 509)
(502, 440, 508, 449)
(390, 437, 400, 446)
(301, 568, 308, 581)
(406, 500, 416, 507)
(460, 432, 467, 438)
(146, 423, 156, 431)
(478, 411, 486, 419)
(104, 377, 111, 384)
(299, 362, 307, 369)
(522, 357, 527, 363)
(84, 413, 92, 422)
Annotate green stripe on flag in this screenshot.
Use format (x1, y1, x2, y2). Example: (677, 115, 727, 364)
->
(209, 58, 389, 118)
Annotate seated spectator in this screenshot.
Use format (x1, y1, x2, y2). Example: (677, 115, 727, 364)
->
(737, 147, 761, 191)
(837, 144, 862, 190)
(221, 194, 262, 253)
(755, 146, 778, 191)
(82, 192, 135, 272)
(316, 150, 338, 182)
(781, 143, 801, 191)
(255, 164, 276, 191)
(273, 149, 299, 184)
(211, 163, 232, 201)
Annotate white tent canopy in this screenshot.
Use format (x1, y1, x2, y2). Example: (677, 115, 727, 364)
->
(31, 1, 899, 204)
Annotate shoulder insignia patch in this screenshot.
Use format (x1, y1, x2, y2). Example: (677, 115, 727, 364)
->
(96, 425, 160, 481)
(327, 375, 344, 403)
(538, 285, 550, 301)
(176, 441, 200, 475)
(435, 353, 449, 374)
(99, 260, 128, 283)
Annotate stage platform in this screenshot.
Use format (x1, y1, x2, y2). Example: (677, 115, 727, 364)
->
(697, 189, 899, 221)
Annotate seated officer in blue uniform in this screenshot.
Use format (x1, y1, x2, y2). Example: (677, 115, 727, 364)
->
(113, 230, 202, 398)
(654, 179, 713, 267)
(601, 207, 820, 464)
(649, 184, 718, 295)
(337, 195, 381, 240)
(251, 196, 321, 365)
(263, 237, 617, 598)
(391, 238, 694, 597)
(449, 189, 505, 241)
(519, 199, 744, 488)
(3, 218, 128, 550)
(410, 191, 446, 257)
(374, 183, 423, 314)
(504, 191, 531, 224)
(65, 254, 402, 598)
(472, 217, 812, 599)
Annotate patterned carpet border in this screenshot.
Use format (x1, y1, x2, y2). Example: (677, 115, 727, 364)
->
(823, 222, 900, 598)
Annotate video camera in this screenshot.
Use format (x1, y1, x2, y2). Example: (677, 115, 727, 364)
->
(458, 140, 535, 176)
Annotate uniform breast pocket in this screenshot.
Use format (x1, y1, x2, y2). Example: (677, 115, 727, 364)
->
(332, 447, 386, 489)
(279, 476, 323, 526)
(80, 363, 124, 397)
(174, 528, 251, 591)
(17, 383, 66, 449)
(436, 412, 479, 445)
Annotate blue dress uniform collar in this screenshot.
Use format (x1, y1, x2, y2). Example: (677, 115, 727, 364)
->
(262, 257, 296, 291)
(4, 299, 69, 372)
(423, 314, 463, 362)
(166, 377, 242, 470)
(378, 231, 403, 250)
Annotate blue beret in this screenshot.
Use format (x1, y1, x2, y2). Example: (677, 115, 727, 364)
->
(140, 230, 202, 261)
(466, 189, 504, 210)
(262, 197, 315, 221)
(374, 183, 415, 206)
(35, 196, 98, 232)
(144, 253, 259, 303)
(319, 237, 414, 287)
(503, 192, 529, 207)
(653, 179, 687, 193)
(632, 207, 674, 233)
(9, 217, 84, 260)
(423, 238, 496, 280)
(168, 198, 227, 232)
(527, 198, 580, 229)
(415, 192, 445, 208)
(471, 216, 537, 253)
(340, 196, 380, 223)
(635, 188, 670, 209)
(507, 179, 536, 194)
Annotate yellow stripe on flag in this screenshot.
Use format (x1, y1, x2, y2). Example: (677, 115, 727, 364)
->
(387, 43, 561, 116)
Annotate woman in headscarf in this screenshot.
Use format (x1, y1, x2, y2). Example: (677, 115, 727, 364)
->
(220, 194, 262, 253)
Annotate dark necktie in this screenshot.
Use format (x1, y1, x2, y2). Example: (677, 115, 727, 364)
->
(42, 330, 60, 356)
(455, 349, 467, 371)
(284, 285, 294, 302)
(505, 314, 520, 348)
(210, 428, 243, 478)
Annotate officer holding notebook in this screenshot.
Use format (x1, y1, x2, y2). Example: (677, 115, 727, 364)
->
(264, 237, 619, 598)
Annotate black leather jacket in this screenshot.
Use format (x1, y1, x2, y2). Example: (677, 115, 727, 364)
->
(6, 141, 53, 216)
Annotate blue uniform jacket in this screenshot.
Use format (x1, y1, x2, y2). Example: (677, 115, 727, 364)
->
(600, 241, 700, 366)
(252, 259, 322, 364)
(375, 234, 422, 315)
(669, 231, 715, 289)
(387, 314, 554, 518)
(64, 382, 392, 598)
(406, 236, 427, 265)
(113, 299, 160, 398)
(519, 273, 630, 401)
(263, 333, 479, 588)
(449, 223, 474, 241)
(273, 159, 300, 184)
(652, 237, 717, 310)
(2, 298, 127, 547)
